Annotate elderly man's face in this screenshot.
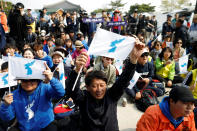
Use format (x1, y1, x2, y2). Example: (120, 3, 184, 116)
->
(86, 78, 107, 100)
(170, 99, 194, 118)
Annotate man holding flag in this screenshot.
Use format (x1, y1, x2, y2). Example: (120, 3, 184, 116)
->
(66, 39, 145, 131)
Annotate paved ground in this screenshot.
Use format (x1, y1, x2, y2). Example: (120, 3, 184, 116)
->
(117, 88, 171, 131)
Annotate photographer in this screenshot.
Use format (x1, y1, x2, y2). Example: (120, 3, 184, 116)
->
(8, 2, 34, 52)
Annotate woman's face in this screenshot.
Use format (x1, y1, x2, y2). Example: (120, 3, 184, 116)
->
(175, 40, 182, 49)
(163, 49, 171, 59)
(35, 49, 44, 58)
(6, 48, 15, 56)
(155, 42, 161, 50)
(66, 42, 72, 48)
(23, 50, 34, 59)
(52, 55, 63, 65)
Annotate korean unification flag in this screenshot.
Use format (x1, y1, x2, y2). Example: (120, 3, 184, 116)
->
(166, 42, 173, 49)
(9, 57, 46, 79)
(88, 28, 135, 60)
(157, 34, 162, 42)
(179, 55, 189, 74)
(115, 59, 123, 75)
(57, 61, 65, 89)
(127, 72, 140, 89)
(0, 72, 17, 88)
(64, 54, 72, 67)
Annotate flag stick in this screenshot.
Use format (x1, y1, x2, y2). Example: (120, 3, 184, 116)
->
(72, 66, 83, 91)
(8, 53, 11, 94)
(152, 33, 161, 43)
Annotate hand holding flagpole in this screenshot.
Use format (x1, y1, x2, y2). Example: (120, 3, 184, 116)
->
(72, 52, 88, 91)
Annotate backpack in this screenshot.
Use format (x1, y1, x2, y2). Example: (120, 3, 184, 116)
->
(135, 89, 159, 112)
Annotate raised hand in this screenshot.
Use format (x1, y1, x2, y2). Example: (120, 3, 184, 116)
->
(43, 62, 53, 83)
(4, 93, 13, 106)
(75, 52, 88, 73)
(130, 38, 145, 64)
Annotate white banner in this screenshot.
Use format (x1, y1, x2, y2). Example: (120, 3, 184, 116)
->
(179, 55, 189, 74)
(127, 71, 140, 89)
(88, 28, 135, 60)
(9, 57, 46, 79)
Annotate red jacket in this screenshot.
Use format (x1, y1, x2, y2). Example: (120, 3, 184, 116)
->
(137, 105, 196, 131)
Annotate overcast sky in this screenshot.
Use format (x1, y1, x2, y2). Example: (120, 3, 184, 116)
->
(6, 0, 196, 13)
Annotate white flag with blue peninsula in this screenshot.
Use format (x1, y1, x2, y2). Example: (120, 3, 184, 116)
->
(88, 28, 135, 60)
(115, 59, 123, 75)
(127, 71, 140, 89)
(0, 72, 17, 88)
(179, 55, 189, 74)
(9, 57, 46, 79)
(57, 61, 65, 89)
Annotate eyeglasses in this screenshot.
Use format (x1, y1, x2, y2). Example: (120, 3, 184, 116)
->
(141, 53, 149, 57)
(103, 56, 113, 61)
(156, 44, 161, 46)
(79, 47, 84, 49)
(177, 41, 182, 44)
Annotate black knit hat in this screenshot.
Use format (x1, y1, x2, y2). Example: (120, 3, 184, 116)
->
(169, 86, 196, 102)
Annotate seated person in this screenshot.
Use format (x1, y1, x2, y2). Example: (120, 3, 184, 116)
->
(3, 44, 22, 57)
(125, 49, 163, 101)
(66, 41, 145, 131)
(155, 47, 183, 87)
(93, 56, 116, 88)
(43, 37, 55, 55)
(72, 40, 90, 71)
(155, 47, 175, 87)
(173, 38, 186, 74)
(137, 86, 195, 130)
(150, 41, 162, 62)
(0, 63, 65, 131)
(182, 68, 197, 99)
(33, 43, 53, 68)
(51, 50, 72, 81)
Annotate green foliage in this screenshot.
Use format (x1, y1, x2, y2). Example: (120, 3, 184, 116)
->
(1, 1, 13, 15)
(92, 8, 113, 14)
(109, 0, 126, 10)
(129, 3, 155, 14)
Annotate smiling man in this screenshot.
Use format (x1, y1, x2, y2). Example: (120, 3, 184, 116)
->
(137, 86, 196, 130)
(66, 40, 145, 131)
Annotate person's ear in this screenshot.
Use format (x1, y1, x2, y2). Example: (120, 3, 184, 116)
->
(86, 85, 90, 91)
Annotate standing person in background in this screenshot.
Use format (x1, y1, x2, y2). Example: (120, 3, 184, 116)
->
(8, 2, 33, 52)
(111, 10, 121, 34)
(174, 19, 189, 49)
(88, 12, 97, 46)
(26, 8, 35, 33)
(171, 13, 179, 29)
(162, 14, 173, 40)
(127, 9, 138, 35)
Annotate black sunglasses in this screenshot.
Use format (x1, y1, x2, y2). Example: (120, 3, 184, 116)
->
(141, 53, 149, 57)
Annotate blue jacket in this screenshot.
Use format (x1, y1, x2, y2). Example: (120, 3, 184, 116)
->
(36, 55, 53, 69)
(0, 78, 65, 131)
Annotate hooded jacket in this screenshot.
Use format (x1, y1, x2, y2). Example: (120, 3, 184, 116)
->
(137, 96, 196, 131)
(0, 78, 65, 131)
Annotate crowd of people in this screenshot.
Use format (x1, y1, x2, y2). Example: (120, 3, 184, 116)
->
(0, 2, 197, 131)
